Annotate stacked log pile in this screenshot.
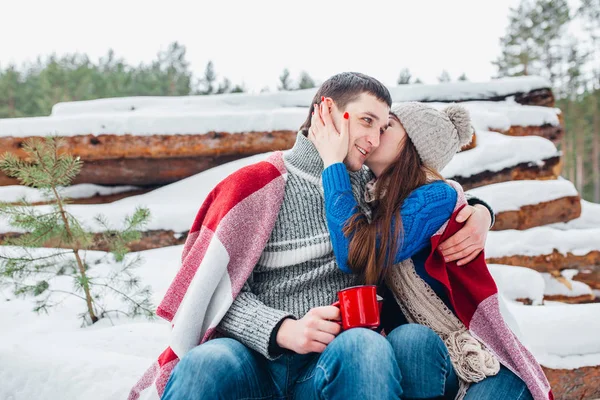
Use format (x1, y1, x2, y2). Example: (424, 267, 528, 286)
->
(467, 180, 581, 231)
(0, 76, 598, 399)
(0, 76, 558, 188)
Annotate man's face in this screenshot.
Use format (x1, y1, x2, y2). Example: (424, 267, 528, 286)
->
(330, 93, 390, 172)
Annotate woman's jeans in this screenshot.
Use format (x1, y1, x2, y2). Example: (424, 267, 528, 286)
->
(386, 324, 534, 400)
(162, 324, 533, 400)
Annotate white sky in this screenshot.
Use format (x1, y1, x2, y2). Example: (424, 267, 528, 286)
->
(2, 0, 527, 92)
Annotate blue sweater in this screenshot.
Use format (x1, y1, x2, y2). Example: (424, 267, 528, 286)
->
(322, 163, 458, 275)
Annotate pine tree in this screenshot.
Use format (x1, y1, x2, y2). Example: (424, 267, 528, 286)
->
(157, 42, 192, 96)
(531, 0, 571, 87)
(397, 69, 412, 85)
(297, 71, 316, 90)
(0, 65, 25, 118)
(231, 83, 245, 93)
(0, 137, 154, 324)
(199, 61, 217, 95)
(494, 0, 570, 86)
(414, 78, 424, 84)
(458, 73, 469, 81)
(493, 0, 541, 77)
(438, 70, 452, 83)
(216, 78, 231, 94)
(278, 68, 293, 90)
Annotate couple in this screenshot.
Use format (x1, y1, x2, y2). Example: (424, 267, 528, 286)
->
(130, 72, 551, 400)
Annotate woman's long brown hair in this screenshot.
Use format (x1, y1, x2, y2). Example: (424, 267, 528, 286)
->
(343, 124, 444, 285)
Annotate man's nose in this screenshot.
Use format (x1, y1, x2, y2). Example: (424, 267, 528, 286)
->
(367, 131, 380, 149)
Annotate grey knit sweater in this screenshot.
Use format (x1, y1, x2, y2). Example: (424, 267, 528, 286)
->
(216, 133, 365, 359)
(216, 132, 494, 360)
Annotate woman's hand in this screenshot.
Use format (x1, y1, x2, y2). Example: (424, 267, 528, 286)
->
(308, 98, 350, 168)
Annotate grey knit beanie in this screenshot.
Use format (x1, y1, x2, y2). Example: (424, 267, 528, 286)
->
(391, 102, 473, 172)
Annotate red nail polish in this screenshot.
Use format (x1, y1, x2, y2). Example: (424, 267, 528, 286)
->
(343, 112, 349, 119)
(321, 96, 325, 102)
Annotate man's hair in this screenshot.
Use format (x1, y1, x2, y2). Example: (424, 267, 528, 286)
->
(300, 72, 392, 135)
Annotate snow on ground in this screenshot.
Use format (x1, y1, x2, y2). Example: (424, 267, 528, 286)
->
(507, 300, 600, 369)
(48, 76, 551, 117)
(0, 184, 140, 204)
(548, 199, 600, 230)
(0, 245, 180, 400)
(489, 264, 600, 369)
(0, 153, 268, 234)
(441, 130, 559, 179)
(467, 179, 578, 213)
(1, 244, 597, 400)
(486, 227, 600, 258)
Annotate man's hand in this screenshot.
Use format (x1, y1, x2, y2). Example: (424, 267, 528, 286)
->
(276, 306, 342, 354)
(438, 204, 492, 266)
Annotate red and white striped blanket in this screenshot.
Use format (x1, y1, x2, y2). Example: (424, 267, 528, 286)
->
(128, 152, 287, 400)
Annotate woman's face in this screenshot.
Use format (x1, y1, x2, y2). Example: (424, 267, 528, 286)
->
(365, 114, 407, 177)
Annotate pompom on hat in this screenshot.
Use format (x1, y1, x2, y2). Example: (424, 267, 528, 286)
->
(390, 102, 473, 172)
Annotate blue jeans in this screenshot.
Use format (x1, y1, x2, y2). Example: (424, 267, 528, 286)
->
(162, 324, 533, 400)
(386, 324, 534, 400)
(162, 328, 402, 400)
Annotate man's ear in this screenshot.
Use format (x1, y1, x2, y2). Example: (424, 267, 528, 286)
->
(324, 97, 339, 114)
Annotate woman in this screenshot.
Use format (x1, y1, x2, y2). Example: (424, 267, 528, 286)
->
(309, 100, 550, 400)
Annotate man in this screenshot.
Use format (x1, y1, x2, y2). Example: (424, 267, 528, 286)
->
(161, 72, 493, 399)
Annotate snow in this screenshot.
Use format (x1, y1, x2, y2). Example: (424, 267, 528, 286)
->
(0, 245, 180, 400)
(462, 102, 561, 129)
(0, 153, 269, 234)
(541, 271, 593, 297)
(1, 244, 599, 400)
(488, 264, 545, 305)
(441, 130, 559, 179)
(388, 76, 551, 103)
(423, 101, 561, 132)
(466, 179, 578, 213)
(48, 76, 551, 117)
(548, 199, 600, 230)
(0, 108, 308, 138)
(486, 227, 600, 258)
(506, 301, 600, 368)
(51, 90, 316, 116)
(0, 184, 140, 204)
(1, 102, 560, 140)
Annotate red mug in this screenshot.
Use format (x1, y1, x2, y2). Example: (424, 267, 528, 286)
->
(332, 285, 383, 330)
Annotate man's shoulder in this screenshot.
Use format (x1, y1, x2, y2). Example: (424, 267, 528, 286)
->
(204, 153, 287, 212)
(218, 152, 286, 190)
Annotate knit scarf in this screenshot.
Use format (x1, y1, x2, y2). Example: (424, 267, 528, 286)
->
(388, 260, 499, 399)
